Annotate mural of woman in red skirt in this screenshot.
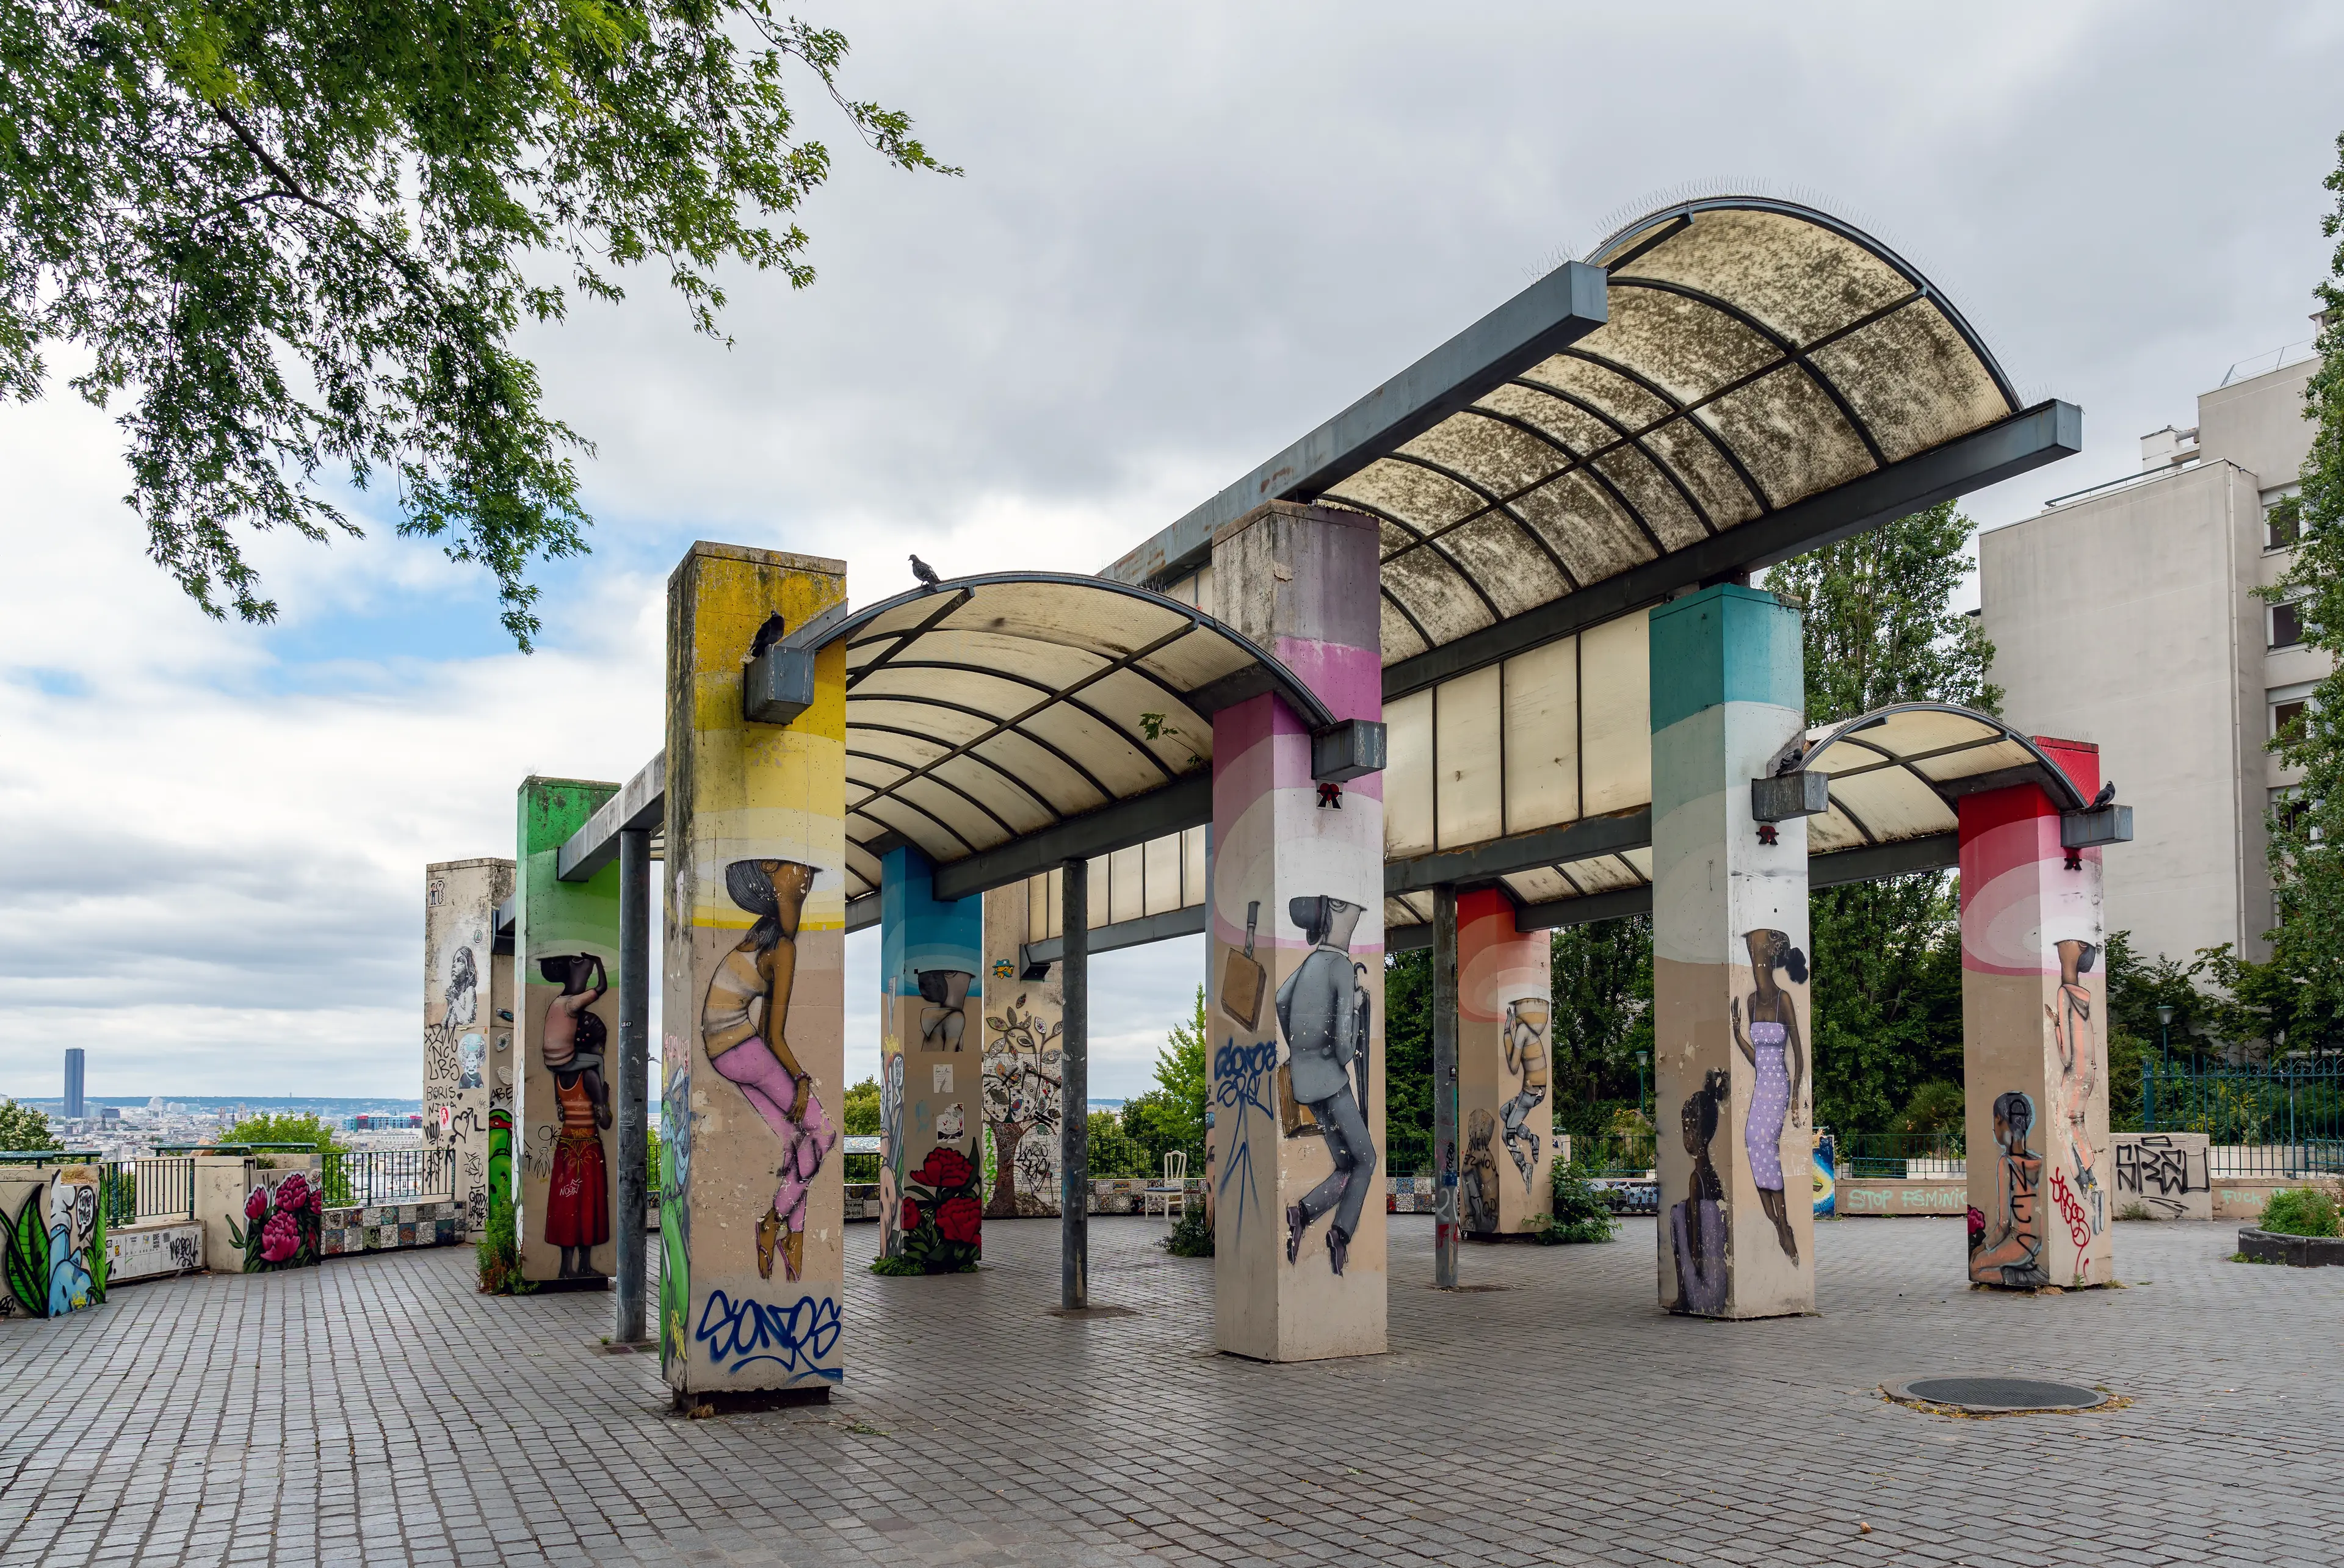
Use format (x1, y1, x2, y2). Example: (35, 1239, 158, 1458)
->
(541, 953, 613, 1278)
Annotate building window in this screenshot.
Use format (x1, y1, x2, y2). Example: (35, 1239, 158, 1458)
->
(2265, 485, 2303, 551)
(2271, 599, 2306, 649)
(2273, 698, 2309, 743)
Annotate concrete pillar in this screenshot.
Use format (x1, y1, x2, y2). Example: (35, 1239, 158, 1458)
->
(1060, 858, 1088, 1309)
(515, 778, 622, 1287)
(660, 544, 848, 1401)
(0, 1163, 106, 1316)
(1959, 737, 2112, 1291)
(615, 826, 652, 1342)
(1649, 583, 1814, 1320)
(1206, 500, 1384, 1361)
(424, 857, 513, 1236)
(979, 878, 1065, 1219)
(878, 843, 984, 1272)
(1456, 888, 1554, 1236)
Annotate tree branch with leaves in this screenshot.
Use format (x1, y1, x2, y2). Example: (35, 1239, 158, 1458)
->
(0, 0, 953, 645)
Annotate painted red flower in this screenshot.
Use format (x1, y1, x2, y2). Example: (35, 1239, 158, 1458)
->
(935, 1195, 982, 1246)
(275, 1173, 311, 1215)
(260, 1212, 300, 1263)
(913, 1147, 974, 1192)
(245, 1187, 269, 1222)
(900, 1198, 921, 1234)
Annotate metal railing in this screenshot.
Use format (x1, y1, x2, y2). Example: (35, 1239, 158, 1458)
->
(319, 1148, 457, 1209)
(99, 1158, 197, 1226)
(1833, 1131, 1967, 1181)
(2142, 1061, 2344, 1178)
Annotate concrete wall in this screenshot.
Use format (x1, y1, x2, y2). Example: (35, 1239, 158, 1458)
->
(0, 1164, 106, 1317)
(424, 858, 513, 1236)
(1980, 355, 2327, 967)
(106, 1221, 205, 1284)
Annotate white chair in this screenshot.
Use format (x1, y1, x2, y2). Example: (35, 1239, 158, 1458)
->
(1146, 1151, 1190, 1221)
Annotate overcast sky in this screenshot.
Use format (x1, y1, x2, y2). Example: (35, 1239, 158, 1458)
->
(4, 1, 2341, 1102)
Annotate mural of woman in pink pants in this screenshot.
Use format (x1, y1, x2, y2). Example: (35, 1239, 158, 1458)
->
(701, 858, 838, 1282)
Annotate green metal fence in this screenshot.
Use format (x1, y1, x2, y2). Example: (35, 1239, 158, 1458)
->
(2142, 1060, 2344, 1177)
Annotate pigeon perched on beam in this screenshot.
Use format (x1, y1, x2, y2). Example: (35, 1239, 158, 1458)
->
(750, 612, 787, 657)
(910, 554, 942, 591)
(2091, 780, 2116, 809)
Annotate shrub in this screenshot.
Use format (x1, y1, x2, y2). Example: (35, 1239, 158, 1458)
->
(1165, 1203, 1214, 1257)
(2259, 1186, 2342, 1238)
(1535, 1162, 1620, 1245)
(476, 1198, 533, 1294)
(1896, 1080, 1966, 1136)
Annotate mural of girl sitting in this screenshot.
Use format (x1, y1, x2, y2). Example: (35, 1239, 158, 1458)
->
(1729, 927, 1807, 1263)
(701, 859, 840, 1283)
(1668, 1069, 1731, 1316)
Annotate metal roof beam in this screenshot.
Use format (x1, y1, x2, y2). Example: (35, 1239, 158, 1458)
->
(556, 751, 666, 883)
(1104, 262, 1610, 588)
(931, 774, 1211, 903)
(1384, 809, 1651, 895)
(1019, 903, 1206, 969)
(1381, 400, 2083, 699)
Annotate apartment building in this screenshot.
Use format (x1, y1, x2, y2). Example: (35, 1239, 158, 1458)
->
(1979, 342, 2328, 967)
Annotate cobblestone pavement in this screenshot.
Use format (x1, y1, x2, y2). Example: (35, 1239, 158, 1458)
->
(3, 1215, 2337, 1568)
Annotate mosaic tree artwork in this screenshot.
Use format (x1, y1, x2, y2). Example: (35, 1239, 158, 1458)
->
(981, 990, 1063, 1218)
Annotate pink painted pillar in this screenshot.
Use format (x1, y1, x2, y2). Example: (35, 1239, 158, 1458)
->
(1206, 500, 1385, 1362)
(1959, 737, 2113, 1291)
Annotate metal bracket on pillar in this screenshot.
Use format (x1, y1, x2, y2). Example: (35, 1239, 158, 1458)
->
(1749, 771, 1831, 823)
(743, 601, 853, 726)
(2060, 804, 2133, 850)
(1016, 943, 1052, 982)
(1311, 718, 1387, 783)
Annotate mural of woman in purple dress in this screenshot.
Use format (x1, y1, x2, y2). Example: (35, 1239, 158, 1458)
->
(1730, 927, 1806, 1262)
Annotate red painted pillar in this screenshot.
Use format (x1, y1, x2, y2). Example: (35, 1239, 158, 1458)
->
(1958, 737, 2112, 1291)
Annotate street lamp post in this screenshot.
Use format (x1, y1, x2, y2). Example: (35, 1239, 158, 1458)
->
(2153, 1003, 2176, 1130)
(1637, 1049, 1650, 1126)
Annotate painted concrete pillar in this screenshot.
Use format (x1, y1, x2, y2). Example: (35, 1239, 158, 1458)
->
(879, 843, 985, 1272)
(1457, 888, 1554, 1235)
(1206, 500, 1384, 1362)
(1959, 737, 2112, 1291)
(1649, 583, 1814, 1320)
(660, 544, 848, 1402)
(979, 878, 1065, 1219)
(0, 1164, 106, 1317)
(515, 778, 622, 1287)
(424, 857, 513, 1236)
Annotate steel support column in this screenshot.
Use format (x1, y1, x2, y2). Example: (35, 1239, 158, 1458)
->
(1059, 857, 1089, 1309)
(614, 826, 651, 1342)
(1432, 884, 1460, 1288)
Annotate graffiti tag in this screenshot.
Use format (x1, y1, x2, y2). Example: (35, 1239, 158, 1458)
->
(693, 1290, 844, 1382)
(1212, 1040, 1277, 1249)
(2049, 1167, 2092, 1251)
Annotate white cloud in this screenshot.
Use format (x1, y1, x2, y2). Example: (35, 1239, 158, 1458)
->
(2, 1, 2339, 1099)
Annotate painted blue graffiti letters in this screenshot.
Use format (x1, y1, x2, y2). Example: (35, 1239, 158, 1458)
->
(693, 1289, 845, 1382)
(1212, 1039, 1278, 1248)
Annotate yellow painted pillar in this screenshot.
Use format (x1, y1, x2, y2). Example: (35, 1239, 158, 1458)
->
(660, 544, 849, 1401)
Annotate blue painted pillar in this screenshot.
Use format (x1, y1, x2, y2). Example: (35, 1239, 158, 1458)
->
(1649, 584, 1814, 1319)
(879, 844, 985, 1272)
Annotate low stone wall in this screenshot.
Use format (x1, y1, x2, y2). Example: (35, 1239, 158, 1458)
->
(1833, 1178, 1969, 1217)
(2212, 1180, 2303, 1222)
(322, 1200, 466, 1257)
(107, 1220, 206, 1284)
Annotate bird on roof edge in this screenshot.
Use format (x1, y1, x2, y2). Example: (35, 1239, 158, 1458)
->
(2091, 780, 2116, 809)
(910, 554, 942, 591)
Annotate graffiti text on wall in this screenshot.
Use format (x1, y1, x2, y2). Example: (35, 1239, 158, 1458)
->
(693, 1289, 844, 1382)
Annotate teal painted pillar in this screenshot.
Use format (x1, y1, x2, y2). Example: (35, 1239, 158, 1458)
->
(515, 776, 623, 1288)
(878, 843, 985, 1272)
(1649, 585, 1814, 1319)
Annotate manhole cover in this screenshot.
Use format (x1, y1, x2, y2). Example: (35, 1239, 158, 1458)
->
(1883, 1376, 2111, 1414)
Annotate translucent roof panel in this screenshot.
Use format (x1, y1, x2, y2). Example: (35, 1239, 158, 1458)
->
(1800, 703, 2089, 853)
(832, 573, 1334, 901)
(1314, 200, 2021, 667)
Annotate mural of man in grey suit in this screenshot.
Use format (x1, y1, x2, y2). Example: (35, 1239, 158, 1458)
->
(1278, 895, 1376, 1276)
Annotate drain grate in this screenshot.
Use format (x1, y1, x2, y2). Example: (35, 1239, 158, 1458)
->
(1884, 1376, 2111, 1414)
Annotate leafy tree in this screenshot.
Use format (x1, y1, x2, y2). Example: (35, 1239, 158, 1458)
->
(0, 1, 952, 643)
(1383, 950, 1433, 1174)
(841, 1077, 881, 1138)
(0, 1099, 60, 1152)
(1548, 914, 1653, 1160)
(1767, 500, 1995, 1133)
(226, 1111, 343, 1149)
(2263, 132, 2344, 1027)
(1119, 987, 1206, 1180)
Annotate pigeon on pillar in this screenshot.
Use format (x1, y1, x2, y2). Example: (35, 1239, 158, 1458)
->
(910, 554, 942, 591)
(2091, 781, 2116, 808)
(750, 612, 787, 657)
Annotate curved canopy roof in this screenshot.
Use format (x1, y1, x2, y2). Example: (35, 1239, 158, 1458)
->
(1328, 200, 2020, 668)
(1384, 703, 2089, 937)
(1797, 701, 2090, 854)
(837, 573, 1333, 901)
